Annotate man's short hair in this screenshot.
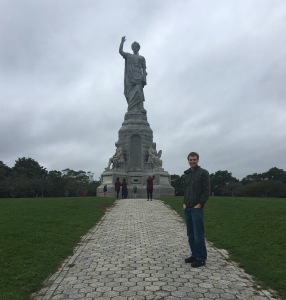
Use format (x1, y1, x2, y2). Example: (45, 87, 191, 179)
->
(187, 152, 199, 160)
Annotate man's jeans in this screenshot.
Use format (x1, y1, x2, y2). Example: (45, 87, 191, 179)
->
(116, 190, 120, 198)
(184, 207, 207, 262)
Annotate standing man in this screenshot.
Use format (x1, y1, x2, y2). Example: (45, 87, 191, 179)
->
(103, 185, 108, 197)
(146, 174, 155, 201)
(115, 177, 121, 198)
(133, 186, 137, 198)
(121, 179, 128, 199)
(183, 152, 210, 268)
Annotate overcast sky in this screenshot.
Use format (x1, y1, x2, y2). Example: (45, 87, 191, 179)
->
(1, 0, 285, 180)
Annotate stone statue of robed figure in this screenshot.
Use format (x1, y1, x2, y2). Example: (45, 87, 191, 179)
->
(97, 36, 174, 198)
(119, 36, 147, 113)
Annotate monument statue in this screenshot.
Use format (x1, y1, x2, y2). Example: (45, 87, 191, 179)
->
(97, 37, 174, 198)
(119, 36, 147, 113)
(108, 143, 125, 169)
(148, 143, 162, 169)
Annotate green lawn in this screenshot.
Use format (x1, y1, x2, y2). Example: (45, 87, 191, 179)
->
(159, 196, 286, 300)
(0, 197, 116, 300)
(2, 196, 286, 300)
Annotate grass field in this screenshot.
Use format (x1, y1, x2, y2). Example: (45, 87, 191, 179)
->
(1, 196, 286, 300)
(0, 196, 116, 300)
(159, 196, 286, 300)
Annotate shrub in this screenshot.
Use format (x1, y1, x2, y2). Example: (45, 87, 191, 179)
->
(238, 180, 286, 198)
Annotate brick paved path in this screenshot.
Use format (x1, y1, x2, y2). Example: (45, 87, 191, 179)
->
(33, 199, 279, 300)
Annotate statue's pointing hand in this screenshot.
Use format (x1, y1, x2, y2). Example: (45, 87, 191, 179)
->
(121, 36, 126, 43)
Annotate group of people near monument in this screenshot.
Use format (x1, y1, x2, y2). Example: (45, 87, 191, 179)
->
(111, 175, 155, 200)
(104, 178, 133, 198)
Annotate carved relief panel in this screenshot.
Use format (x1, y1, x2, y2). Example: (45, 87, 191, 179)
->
(130, 134, 142, 169)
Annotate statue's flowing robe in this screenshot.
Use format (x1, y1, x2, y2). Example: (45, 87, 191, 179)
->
(122, 53, 146, 112)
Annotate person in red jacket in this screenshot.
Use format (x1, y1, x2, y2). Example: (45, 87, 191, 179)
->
(114, 177, 121, 198)
(146, 174, 155, 201)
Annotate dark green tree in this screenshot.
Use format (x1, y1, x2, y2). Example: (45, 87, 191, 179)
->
(262, 167, 286, 183)
(0, 161, 11, 179)
(48, 170, 62, 181)
(2, 176, 27, 198)
(87, 180, 101, 196)
(12, 158, 50, 197)
(13, 157, 48, 179)
(171, 174, 184, 196)
(28, 177, 54, 198)
(62, 169, 91, 196)
(241, 173, 262, 185)
(210, 170, 239, 196)
(0, 162, 11, 197)
(221, 181, 242, 197)
(241, 167, 286, 185)
(238, 180, 286, 198)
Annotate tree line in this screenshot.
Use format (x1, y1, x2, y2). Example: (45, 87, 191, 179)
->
(171, 167, 286, 198)
(2, 157, 285, 199)
(0, 157, 100, 198)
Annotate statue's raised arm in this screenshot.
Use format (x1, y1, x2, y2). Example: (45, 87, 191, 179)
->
(119, 36, 127, 57)
(119, 36, 147, 113)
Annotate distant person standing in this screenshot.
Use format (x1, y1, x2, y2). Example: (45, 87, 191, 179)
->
(146, 174, 155, 201)
(65, 190, 69, 197)
(115, 177, 121, 198)
(183, 152, 210, 268)
(133, 186, 137, 198)
(82, 191, 86, 197)
(103, 185, 108, 197)
(121, 179, 128, 199)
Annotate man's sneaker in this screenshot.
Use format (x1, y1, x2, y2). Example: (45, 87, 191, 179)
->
(191, 259, 206, 268)
(185, 256, 196, 263)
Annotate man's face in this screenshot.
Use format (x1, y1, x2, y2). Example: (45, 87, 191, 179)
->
(188, 156, 198, 169)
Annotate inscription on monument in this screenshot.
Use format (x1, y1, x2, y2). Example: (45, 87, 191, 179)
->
(103, 176, 112, 184)
(131, 176, 142, 184)
(130, 135, 141, 168)
(160, 176, 169, 185)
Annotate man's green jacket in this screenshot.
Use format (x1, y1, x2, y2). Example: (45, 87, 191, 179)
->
(183, 165, 210, 207)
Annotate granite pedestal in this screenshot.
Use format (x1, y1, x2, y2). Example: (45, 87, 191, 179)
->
(97, 111, 174, 198)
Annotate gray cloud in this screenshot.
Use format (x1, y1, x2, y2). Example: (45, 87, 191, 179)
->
(1, 0, 286, 180)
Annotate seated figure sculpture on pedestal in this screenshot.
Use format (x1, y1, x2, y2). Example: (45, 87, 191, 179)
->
(108, 143, 125, 169)
(148, 143, 162, 169)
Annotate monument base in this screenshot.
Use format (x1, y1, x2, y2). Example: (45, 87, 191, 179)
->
(97, 110, 174, 198)
(97, 168, 174, 198)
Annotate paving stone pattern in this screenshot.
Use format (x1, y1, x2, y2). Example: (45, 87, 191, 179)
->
(33, 199, 279, 300)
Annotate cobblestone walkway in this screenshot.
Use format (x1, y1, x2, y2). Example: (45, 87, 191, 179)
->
(33, 199, 279, 300)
